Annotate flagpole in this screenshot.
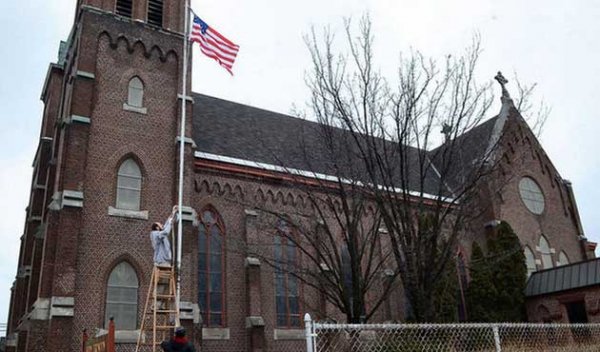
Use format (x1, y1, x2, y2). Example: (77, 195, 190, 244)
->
(176, 0, 190, 327)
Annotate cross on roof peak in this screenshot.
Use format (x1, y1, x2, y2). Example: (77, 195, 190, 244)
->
(494, 71, 511, 99)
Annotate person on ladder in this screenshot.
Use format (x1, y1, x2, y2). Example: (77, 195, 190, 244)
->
(151, 206, 178, 267)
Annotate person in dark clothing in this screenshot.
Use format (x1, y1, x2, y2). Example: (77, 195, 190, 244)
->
(161, 326, 196, 352)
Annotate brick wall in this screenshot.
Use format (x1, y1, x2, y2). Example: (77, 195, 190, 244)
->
(526, 286, 600, 323)
(490, 109, 585, 268)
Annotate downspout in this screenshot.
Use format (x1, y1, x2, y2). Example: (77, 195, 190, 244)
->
(563, 179, 595, 259)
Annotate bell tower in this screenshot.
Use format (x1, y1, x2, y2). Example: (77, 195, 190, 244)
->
(74, 0, 185, 33)
(5, 1, 195, 351)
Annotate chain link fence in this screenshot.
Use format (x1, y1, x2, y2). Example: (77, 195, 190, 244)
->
(304, 314, 600, 352)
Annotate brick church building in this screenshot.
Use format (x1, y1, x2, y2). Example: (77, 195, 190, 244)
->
(5, 0, 596, 351)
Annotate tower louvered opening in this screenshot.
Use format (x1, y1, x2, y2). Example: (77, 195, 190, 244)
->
(148, 0, 164, 27)
(116, 0, 133, 18)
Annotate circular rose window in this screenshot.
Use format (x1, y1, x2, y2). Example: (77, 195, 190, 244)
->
(518, 177, 545, 214)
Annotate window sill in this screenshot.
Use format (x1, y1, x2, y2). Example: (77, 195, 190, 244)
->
(123, 103, 147, 115)
(202, 327, 230, 340)
(94, 329, 139, 344)
(273, 328, 304, 340)
(108, 206, 148, 220)
(115, 330, 140, 343)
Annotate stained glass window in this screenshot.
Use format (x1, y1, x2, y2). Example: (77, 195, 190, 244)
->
(198, 208, 225, 326)
(275, 221, 301, 328)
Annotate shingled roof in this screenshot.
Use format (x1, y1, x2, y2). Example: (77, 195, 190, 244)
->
(192, 93, 499, 197)
(428, 116, 501, 191)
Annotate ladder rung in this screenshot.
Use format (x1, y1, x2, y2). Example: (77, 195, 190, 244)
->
(137, 266, 179, 350)
(156, 294, 175, 298)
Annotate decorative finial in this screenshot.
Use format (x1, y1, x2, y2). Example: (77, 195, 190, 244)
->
(494, 71, 511, 99)
(441, 122, 452, 140)
(494, 71, 508, 87)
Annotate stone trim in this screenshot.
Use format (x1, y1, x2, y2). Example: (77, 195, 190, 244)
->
(108, 206, 149, 220)
(68, 114, 91, 124)
(245, 257, 261, 267)
(245, 209, 259, 217)
(76, 70, 95, 79)
(174, 136, 197, 148)
(179, 301, 200, 323)
(17, 266, 32, 278)
(50, 296, 74, 317)
(180, 206, 198, 225)
(62, 190, 84, 208)
(28, 298, 50, 320)
(202, 328, 230, 340)
(48, 191, 62, 211)
(382, 269, 395, 277)
(123, 103, 148, 115)
(245, 316, 265, 328)
(273, 328, 304, 340)
(27, 215, 42, 223)
(6, 333, 17, 347)
(115, 330, 140, 343)
(94, 329, 140, 343)
(535, 245, 556, 254)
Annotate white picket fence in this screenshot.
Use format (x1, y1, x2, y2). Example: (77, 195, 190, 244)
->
(303, 314, 600, 352)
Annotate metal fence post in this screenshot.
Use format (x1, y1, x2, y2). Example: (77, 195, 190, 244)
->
(305, 313, 315, 352)
(492, 324, 502, 352)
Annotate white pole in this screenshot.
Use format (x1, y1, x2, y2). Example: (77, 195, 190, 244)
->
(493, 325, 502, 352)
(176, 0, 190, 327)
(305, 313, 315, 352)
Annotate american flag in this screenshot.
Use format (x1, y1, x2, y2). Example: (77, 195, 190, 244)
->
(190, 14, 239, 75)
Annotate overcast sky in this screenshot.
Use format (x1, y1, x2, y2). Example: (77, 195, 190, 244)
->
(0, 0, 598, 328)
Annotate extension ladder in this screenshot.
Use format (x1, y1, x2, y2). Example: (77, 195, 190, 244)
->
(135, 265, 180, 351)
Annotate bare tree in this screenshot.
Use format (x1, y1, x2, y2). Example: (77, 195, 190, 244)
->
(303, 16, 502, 322)
(513, 72, 551, 137)
(223, 15, 547, 324)
(237, 117, 402, 324)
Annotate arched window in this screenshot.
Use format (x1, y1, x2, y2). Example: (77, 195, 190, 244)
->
(341, 243, 353, 303)
(127, 77, 144, 108)
(274, 220, 300, 328)
(537, 304, 552, 323)
(558, 251, 570, 266)
(538, 236, 553, 269)
(456, 253, 468, 321)
(116, 0, 133, 18)
(524, 246, 537, 277)
(106, 262, 139, 330)
(116, 158, 142, 210)
(198, 207, 225, 327)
